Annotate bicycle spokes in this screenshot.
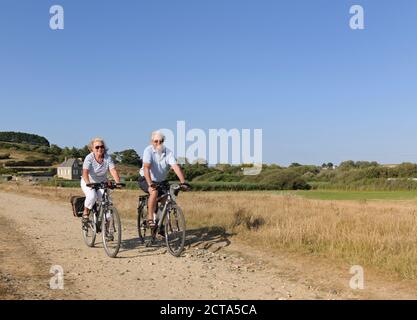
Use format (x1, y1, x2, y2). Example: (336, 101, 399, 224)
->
(102, 207, 121, 258)
(165, 206, 186, 257)
(82, 213, 96, 248)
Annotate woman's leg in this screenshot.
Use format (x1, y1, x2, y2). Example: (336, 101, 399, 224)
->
(81, 179, 97, 219)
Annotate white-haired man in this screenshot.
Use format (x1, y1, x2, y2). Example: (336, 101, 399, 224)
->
(139, 131, 188, 228)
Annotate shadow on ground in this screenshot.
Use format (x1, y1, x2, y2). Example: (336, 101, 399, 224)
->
(184, 226, 233, 252)
(119, 226, 233, 257)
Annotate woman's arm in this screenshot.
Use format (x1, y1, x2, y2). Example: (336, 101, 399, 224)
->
(109, 168, 121, 184)
(82, 169, 90, 185)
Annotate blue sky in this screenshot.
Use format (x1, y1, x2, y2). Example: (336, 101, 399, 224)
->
(0, 0, 416, 165)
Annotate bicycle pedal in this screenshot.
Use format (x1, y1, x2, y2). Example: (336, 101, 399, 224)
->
(145, 241, 153, 247)
(155, 233, 165, 240)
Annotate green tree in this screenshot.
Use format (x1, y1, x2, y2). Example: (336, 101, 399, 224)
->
(49, 144, 62, 155)
(111, 149, 141, 166)
(289, 162, 302, 168)
(339, 160, 356, 171)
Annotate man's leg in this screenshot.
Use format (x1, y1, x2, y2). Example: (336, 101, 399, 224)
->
(147, 188, 158, 224)
(139, 177, 158, 225)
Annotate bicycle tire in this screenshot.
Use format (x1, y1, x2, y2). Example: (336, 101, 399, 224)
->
(164, 205, 186, 257)
(138, 201, 151, 244)
(102, 206, 122, 258)
(82, 212, 96, 247)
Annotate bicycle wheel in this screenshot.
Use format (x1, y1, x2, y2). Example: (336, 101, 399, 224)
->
(137, 203, 148, 244)
(164, 205, 186, 257)
(102, 206, 122, 258)
(82, 212, 96, 247)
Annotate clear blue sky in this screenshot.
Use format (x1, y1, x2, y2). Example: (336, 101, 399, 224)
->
(1, 0, 416, 165)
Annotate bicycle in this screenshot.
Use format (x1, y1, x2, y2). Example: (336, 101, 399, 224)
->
(82, 181, 125, 258)
(137, 181, 190, 257)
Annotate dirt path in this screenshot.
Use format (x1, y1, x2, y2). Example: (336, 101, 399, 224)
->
(0, 191, 416, 300)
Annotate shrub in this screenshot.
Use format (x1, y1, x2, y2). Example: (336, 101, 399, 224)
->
(231, 208, 265, 231)
(261, 170, 311, 190)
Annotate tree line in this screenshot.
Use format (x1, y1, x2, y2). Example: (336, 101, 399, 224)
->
(0, 132, 50, 146)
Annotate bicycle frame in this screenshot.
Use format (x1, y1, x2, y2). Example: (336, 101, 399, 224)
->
(138, 184, 179, 230)
(82, 181, 124, 258)
(137, 182, 187, 256)
(92, 188, 113, 230)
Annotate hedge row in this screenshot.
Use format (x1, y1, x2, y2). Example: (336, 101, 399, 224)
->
(309, 178, 417, 191)
(40, 180, 309, 191)
(4, 159, 52, 167)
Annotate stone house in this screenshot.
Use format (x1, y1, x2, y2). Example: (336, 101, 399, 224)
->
(57, 158, 83, 180)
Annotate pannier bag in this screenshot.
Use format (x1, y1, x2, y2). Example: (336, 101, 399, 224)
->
(70, 196, 86, 217)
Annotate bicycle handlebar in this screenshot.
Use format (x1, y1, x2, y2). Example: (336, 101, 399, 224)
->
(151, 181, 191, 191)
(87, 182, 126, 190)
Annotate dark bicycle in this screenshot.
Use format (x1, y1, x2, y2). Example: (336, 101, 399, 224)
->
(82, 181, 125, 258)
(137, 182, 190, 257)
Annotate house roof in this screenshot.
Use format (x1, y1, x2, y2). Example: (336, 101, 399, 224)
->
(58, 158, 81, 168)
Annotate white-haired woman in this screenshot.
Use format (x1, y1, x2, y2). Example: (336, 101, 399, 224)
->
(139, 131, 188, 228)
(81, 137, 120, 226)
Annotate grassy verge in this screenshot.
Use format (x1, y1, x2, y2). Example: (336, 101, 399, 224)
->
(283, 190, 417, 201)
(2, 183, 417, 280)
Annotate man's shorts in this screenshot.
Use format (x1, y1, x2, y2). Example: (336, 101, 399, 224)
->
(138, 176, 169, 197)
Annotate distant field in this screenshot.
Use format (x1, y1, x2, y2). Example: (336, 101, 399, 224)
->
(281, 190, 417, 201)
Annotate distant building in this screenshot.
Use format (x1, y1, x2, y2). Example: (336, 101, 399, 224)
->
(57, 158, 83, 180)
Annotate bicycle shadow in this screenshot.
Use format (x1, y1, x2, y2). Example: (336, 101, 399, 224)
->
(119, 237, 162, 258)
(118, 226, 233, 258)
(184, 226, 233, 253)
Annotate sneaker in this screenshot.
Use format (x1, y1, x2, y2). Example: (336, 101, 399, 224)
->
(82, 217, 89, 231)
(146, 219, 156, 228)
(158, 225, 165, 237)
(106, 234, 114, 241)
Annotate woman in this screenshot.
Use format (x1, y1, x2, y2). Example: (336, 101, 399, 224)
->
(81, 137, 120, 225)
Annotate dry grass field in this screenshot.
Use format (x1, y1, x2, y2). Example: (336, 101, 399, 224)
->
(2, 182, 417, 281)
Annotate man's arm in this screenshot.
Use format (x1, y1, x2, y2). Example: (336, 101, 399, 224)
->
(143, 163, 156, 193)
(171, 164, 186, 184)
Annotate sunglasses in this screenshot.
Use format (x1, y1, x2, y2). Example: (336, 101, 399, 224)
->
(153, 140, 164, 143)
(95, 145, 105, 150)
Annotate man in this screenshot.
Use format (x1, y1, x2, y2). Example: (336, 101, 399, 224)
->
(139, 130, 188, 228)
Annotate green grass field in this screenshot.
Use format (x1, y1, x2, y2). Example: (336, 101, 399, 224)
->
(279, 190, 417, 200)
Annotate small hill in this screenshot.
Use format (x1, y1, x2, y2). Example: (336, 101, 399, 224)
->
(0, 132, 50, 147)
(0, 133, 55, 176)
